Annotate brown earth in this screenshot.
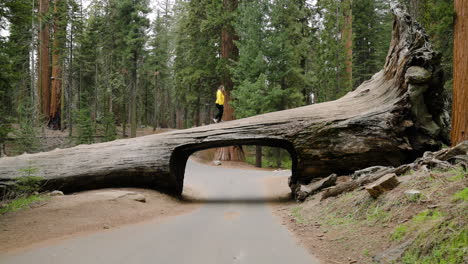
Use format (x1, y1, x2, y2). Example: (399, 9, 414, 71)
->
(264, 168, 467, 264)
(0, 187, 200, 253)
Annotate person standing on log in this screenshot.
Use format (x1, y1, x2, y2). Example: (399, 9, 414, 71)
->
(213, 85, 225, 123)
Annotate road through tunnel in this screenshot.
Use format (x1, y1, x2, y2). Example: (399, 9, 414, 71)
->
(169, 139, 298, 197)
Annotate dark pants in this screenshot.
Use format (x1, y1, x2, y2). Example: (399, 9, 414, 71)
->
(215, 104, 224, 122)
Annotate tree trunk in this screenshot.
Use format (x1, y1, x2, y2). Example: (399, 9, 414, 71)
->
(255, 145, 262, 168)
(342, 0, 352, 89)
(215, 0, 244, 161)
(0, 6, 450, 197)
(451, 0, 468, 145)
(38, 0, 51, 119)
(130, 51, 138, 138)
(49, 0, 63, 130)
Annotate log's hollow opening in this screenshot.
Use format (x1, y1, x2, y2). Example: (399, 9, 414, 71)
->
(170, 139, 298, 200)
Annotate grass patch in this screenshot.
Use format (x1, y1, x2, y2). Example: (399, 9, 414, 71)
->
(402, 226, 467, 264)
(291, 206, 307, 224)
(412, 210, 443, 222)
(366, 205, 390, 225)
(446, 167, 466, 182)
(391, 224, 408, 241)
(325, 213, 356, 226)
(453, 188, 468, 202)
(0, 195, 44, 214)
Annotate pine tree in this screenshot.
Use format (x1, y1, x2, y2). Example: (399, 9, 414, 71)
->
(352, 0, 392, 87)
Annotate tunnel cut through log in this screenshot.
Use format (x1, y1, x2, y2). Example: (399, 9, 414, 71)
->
(0, 5, 450, 197)
(171, 139, 298, 194)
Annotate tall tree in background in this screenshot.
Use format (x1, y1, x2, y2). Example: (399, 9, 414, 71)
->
(342, 0, 352, 89)
(38, 0, 51, 120)
(352, 0, 392, 87)
(49, 0, 68, 129)
(215, 0, 243, 161)
(452, 0, 467, 145)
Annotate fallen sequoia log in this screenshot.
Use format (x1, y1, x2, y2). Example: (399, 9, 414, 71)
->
(0, 5, 450, 197)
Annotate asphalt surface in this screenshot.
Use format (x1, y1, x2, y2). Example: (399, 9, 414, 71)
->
(0, 160, 320, 264)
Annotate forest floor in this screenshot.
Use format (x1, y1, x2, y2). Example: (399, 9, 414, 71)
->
(266, 168, 467, 264)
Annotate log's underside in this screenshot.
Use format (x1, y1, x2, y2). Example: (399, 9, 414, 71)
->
(0, 5, 450, 197)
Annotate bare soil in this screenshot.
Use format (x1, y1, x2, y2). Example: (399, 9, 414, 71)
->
(0, 187, 200, 253)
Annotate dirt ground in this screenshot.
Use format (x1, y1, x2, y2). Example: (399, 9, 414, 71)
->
(0, 187, 200, 253)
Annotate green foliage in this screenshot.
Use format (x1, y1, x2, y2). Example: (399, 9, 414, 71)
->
(352, 0, 392, 88)
(14, 102, 40, 154)
(453, 188, 468, 202)
(101, 111, 116, 142)
(244, 146, 292, 169)
(13, 176, 43, 194)
(0, 195, 44, 214)
(74, 107, 94, 144)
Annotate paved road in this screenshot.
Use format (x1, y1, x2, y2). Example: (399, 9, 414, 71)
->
(0, 160, 320, 264)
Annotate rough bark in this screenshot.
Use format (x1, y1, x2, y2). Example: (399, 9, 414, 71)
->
(0, 6, 450, 197)
(215, 0, 244, 161)
(451, 0, 468, 145)
(38, 0, 51, 118)
(342, 0, 353, 88)
(49, 0, 63, 130)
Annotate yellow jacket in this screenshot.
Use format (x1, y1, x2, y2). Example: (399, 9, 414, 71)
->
(216, 89, 225, 105)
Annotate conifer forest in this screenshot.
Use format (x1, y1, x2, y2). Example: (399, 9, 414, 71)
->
(0, 0, 464, 157)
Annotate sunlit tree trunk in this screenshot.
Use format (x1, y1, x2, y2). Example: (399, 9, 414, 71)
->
(451, 0, 468, 145)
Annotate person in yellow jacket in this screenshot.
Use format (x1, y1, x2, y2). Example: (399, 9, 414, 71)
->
(213, 85, 225, 123)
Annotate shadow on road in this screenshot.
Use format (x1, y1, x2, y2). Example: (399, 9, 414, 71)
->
(180, 195, 293, 205)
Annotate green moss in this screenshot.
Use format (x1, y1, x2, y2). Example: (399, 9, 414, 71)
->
(453, 188, 468, 202)
(391, 224, 408, 241)
(0, 195, 44, 214)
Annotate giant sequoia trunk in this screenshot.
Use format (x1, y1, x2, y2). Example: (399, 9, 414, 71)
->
(0, 6, 449, 196)
(49, 0, 63, 130)
(215, 0, 244, 161)
(452, 0, 468, 145)
(38, 0, 51, 118)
